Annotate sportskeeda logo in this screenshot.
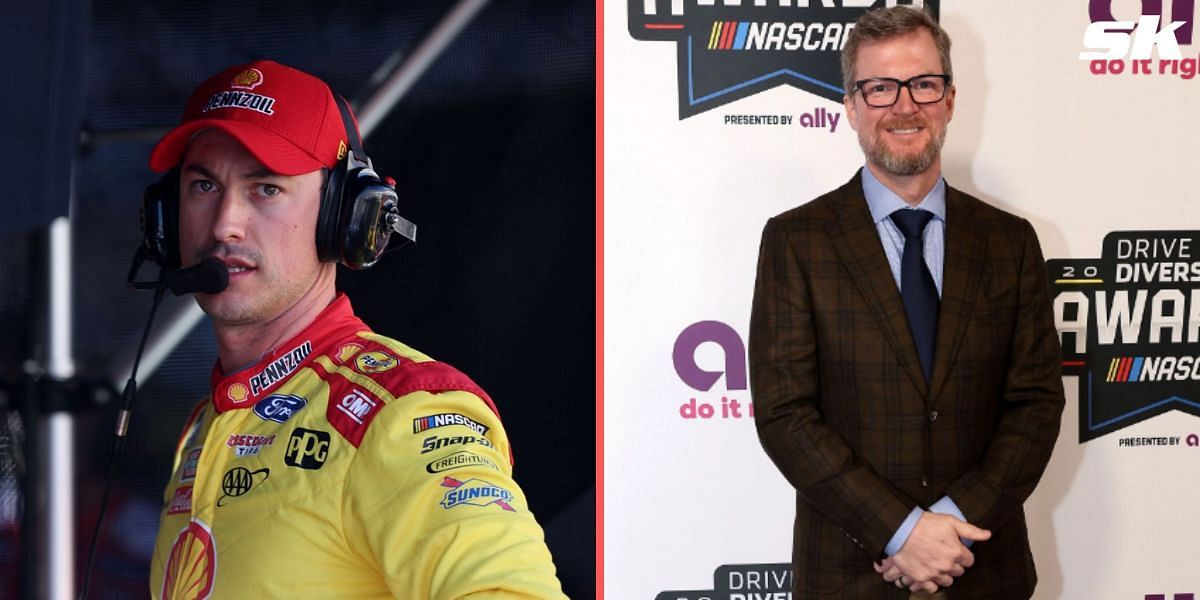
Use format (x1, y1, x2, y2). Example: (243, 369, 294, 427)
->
(1080, 0, 1199, 78)
(1049, 231, 1200, 442)
(629, 0, 936, 118)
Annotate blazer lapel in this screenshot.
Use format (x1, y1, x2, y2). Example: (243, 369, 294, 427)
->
(827, 172, 929, 396)
(928, 186, 987, 405)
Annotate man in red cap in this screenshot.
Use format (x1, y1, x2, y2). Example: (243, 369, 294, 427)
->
(145, 60, 565, 599)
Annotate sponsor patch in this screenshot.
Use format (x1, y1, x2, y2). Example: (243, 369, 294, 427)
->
(227, 383, 249, 403)
(249, 341, 312, 396)
(180, 411, 205, 450)
(413, 412, 490, 436)
(179, 448, 201, 483)
(230, 67, 264, 90)
(217, 467, 269, 507)
(284, 428, 330, 470)
(421, 434, 494, 455)
(439, 476, 515, 511)
(202, 90, 276, 115)
(225, 433, 276, 457)
(253, 394, 307, 424)
(354, 351, 397, 374)
(167, 485, 193, 515)
(336, 389, 379, 425)
(336, 343, 363, 364)
(162, 519, 215, 600)
(426, 450, 501, 474)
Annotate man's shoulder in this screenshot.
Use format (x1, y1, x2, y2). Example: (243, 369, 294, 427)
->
(947, 185, 1034, 234)
(767, 174, 860, 230)
(308, 330, 497, 448)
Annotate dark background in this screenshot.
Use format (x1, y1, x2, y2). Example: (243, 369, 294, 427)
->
(0, 0, 595, 597)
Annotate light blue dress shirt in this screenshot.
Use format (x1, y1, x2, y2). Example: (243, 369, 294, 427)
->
(859, 167, 971, 556)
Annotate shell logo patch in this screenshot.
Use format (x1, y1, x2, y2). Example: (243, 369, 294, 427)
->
(162, 518, 216, 599)
(336, 343, 363, 364)
(230, 68, 264, 90)
(355, 351, 397, 374)
(226, 383, 249, 404)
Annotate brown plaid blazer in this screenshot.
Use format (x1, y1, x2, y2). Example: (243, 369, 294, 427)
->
(749, 172, 1064, 600)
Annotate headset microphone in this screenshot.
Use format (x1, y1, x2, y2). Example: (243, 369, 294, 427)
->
(85, 255, 226, 598)
(126, 249, 230, 296)
(164, 258, 229, 295)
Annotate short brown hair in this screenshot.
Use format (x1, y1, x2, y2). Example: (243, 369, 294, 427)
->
(840, 6, 952, 96)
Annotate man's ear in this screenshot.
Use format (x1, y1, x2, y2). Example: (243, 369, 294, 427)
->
(843, 94, 859, 132)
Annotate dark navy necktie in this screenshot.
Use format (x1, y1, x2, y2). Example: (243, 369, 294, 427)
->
(890, 209, 939, 383)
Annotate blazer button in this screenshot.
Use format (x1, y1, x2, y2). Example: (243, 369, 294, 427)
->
(921, 476, 929, 487)
(928, 411, 938, 422)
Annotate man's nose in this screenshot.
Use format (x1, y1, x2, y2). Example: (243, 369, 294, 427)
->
(890, 85, 919, 115)
(210, 189, 247, 244)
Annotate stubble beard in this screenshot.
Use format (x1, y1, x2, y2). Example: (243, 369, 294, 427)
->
(860, 120, 947, 177)
(192, 244, 305, 328)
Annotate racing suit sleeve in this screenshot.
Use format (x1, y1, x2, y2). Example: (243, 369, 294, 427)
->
(341, 389, 567, 599)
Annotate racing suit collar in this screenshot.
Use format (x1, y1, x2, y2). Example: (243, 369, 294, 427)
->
(208, 293, 367, 412)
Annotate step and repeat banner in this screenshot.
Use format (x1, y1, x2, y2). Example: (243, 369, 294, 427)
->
(605, 1, 1198, 599)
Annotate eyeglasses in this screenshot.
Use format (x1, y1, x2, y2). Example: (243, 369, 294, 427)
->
(853, 74, 951, 108)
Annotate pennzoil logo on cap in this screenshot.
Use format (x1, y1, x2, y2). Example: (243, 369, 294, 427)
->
(230, 68, 264, 90)
(202, 90, 276, 116)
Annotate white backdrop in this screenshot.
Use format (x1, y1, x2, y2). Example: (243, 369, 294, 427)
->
(604, 0, 1200, 598)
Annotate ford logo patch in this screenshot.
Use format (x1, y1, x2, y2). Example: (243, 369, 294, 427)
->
(253, 394, 307, 424)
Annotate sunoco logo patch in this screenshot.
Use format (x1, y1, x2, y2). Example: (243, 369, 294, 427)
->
(1049, 230, 1200, 442)
(628, 0, 938, 118)
(439, 476, 515, 511)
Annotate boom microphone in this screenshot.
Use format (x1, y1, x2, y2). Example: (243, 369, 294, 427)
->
(163, 257, 229, 295)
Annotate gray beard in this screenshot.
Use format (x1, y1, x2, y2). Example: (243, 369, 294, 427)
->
(862, 127, 946, 177)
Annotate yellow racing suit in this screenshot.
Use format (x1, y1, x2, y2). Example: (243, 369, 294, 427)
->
(149, 294, 566, 598)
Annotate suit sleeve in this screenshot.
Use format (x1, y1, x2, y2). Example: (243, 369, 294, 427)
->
(341, 390, 567, 600)
(749, 216, 919, 557)
(943, 218, 1066, 531)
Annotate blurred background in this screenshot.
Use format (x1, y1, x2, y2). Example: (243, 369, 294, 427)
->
(0, 0, 595, 597)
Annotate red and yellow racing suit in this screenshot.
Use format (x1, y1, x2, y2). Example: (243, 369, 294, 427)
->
(149, 295, 565, 598)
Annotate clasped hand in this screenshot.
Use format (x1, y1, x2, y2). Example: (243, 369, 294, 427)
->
(873, 512, 991, 593)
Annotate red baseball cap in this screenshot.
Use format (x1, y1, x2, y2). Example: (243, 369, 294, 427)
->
(149, 59, 353, 175)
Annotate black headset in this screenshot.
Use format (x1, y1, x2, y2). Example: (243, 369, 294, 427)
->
(139, 95, 412, 272)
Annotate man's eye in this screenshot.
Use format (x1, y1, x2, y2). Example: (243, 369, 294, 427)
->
(259, 184, 281, 197)
(192, 180, 215, 193)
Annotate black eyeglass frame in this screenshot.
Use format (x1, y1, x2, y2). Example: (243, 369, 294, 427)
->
(853, 74, 952, 108)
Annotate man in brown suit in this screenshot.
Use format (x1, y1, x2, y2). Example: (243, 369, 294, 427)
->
(749, 7, 1064, 599)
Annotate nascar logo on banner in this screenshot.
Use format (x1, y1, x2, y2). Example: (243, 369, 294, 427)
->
(1050, 231, 1200, 442)
(628, 0, 937, 117)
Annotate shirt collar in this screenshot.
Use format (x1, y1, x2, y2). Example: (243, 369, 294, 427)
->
(861, 166, 947, 225)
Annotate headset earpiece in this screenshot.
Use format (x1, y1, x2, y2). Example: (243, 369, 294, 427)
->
(315, 96, 401, 270)
(141, 167, 182, 269)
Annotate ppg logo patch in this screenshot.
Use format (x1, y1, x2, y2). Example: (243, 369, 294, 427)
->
(439, 476, 515, 511)
(284, 428, 330, 470)
(253, 394, 307, 424)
